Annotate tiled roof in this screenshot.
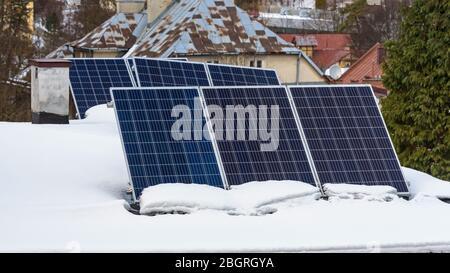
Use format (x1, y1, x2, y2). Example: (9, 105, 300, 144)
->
(71, 12, 147, 51)
(292, 35, 318, 47)
(279, 34, 353, 70)
(279, 34, 352, 50)
(368, 83, 388, 97)
(127, 0, 300, 57)
(258, 12, 335, 32)
(340, 43, 384, 83)
(313, 50, 351, 71)
(45, 44, 74, 58)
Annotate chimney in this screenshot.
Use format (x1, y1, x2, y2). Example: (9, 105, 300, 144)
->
(147, 0, 172, 24)
(117, 0, 146, 13)
(30, 59, 71, 124)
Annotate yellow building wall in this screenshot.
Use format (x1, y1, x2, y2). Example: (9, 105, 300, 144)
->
(266, 55, 325, 84)
(27, 1, 34, 32)
(188, 54, 324, 84)
(74, 50, 123, 58)
(93, 51, 123, 58)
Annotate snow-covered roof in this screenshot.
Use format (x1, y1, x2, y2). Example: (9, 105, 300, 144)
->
(127, 0, 300, 57)
(45, 43, 74, 59)
(259, 12, 335, 32)
(71, 12, 147, 51)
(2, 105, 450, 252)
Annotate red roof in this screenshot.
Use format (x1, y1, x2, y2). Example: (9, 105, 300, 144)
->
(340, 43, 387, 97)
(313, 50, 351, 71)
(279, 34, 353, 70)
(340, 43, 385, 84)
(279, 34, 352, 50)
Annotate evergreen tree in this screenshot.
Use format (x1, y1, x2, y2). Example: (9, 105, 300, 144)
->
(45, 11, 63, 50)
(382, 0, 450, 180)
(45, 12, 59, 33)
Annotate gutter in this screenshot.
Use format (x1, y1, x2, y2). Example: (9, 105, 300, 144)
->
(77, 47, 129, 52)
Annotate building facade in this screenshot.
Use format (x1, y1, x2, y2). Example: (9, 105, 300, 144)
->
(63, 0, 325, 84)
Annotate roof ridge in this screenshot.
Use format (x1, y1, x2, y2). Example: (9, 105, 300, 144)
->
(340, 42, 382, 78)
(134, 0, 199, 45)
(72, 12, 147, 50)
(128, 0, 300, 57)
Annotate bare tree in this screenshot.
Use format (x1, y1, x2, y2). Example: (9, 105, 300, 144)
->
(339, 0, 409, 54)
(73, 0, 116, 38)
(0, 0, 33, 121)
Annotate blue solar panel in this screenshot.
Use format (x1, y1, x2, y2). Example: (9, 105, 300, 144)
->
(288, 85, 408, 194)
(111, 87, 225, 200)
(132, 58, 211, 87)
(201, 86, 317, 187)
(207, 64, 281, 86)
(68, 58, 135, 118)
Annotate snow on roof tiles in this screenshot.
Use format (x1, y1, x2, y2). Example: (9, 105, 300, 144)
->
(128, 0, 300, 57)
(45, 44, 74, 59)
(72, 12, 147, 51)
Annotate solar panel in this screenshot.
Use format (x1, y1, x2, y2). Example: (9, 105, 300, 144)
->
(68, 58, 135, 118)
(125, 58, 138, 85)
(206, 64, 281, 86)
(200, 86, 317, 187)
(288, 85, 408, 194)
(132, 58, 211, 87)
(166, 58, 189, 62)
(111, 87, 226, 200)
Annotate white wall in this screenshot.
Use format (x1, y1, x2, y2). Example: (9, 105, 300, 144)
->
(31, 67, 70, 116)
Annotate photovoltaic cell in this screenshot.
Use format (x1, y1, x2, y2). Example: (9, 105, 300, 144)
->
(207, 64, 280, 86)
(68, 58, 135, 118)
(288, 85, 408, 194)
(133, 58, 211, 87)
(201, 86, 316, 187)
(111, 87, 225, 200)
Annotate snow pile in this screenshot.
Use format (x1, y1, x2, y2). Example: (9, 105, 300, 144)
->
(140, 181, 320, 216)
(140, 184, 234, 215)
(403, 167, 450, 199)
(84, 104, 117, 123)
(323, 184, 398, 202)
(230, 181, 320, 208)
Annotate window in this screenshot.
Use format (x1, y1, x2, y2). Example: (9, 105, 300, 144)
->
(301, 46, 314, 57)
(250, 60, 263, 67)
(35, 68, 38, 79)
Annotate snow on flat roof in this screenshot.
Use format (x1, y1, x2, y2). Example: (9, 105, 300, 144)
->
(140, 181, 320, 216)
(1, 104, 450, 252)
